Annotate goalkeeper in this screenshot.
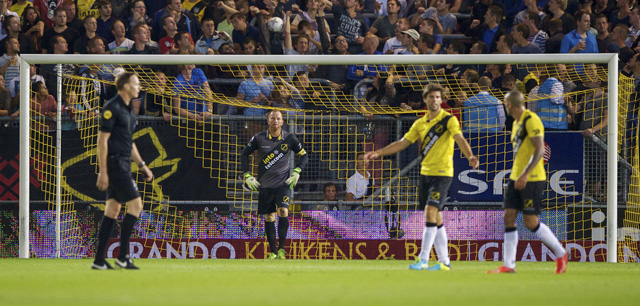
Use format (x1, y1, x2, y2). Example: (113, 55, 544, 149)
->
(241, 110, 308, 259)
(365, 83, 479, 271)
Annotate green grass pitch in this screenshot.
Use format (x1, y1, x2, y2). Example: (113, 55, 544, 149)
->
(1, 259, 638, 305)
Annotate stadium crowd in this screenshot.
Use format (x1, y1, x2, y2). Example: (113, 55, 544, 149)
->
(0, 0, 637, 202)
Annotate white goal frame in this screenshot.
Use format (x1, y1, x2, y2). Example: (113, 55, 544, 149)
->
(18, 54, 619, 261)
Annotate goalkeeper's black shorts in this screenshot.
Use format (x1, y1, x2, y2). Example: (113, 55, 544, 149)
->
(418, 175, 453, 211)
(258, 186, 291, 214)
(106, 156, 140, 204)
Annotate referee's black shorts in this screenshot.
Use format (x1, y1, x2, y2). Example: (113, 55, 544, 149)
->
(503, 180, 546, 215)
(258, 186, 291, 214)
(418, 175, 453, 211)
(106, 156, 140, 203)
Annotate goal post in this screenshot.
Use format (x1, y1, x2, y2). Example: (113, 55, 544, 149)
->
(17, 53, 625, 262)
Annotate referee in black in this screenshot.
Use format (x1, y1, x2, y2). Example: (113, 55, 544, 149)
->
(92, 71, 153, 270)
(241, 110, 308, 259)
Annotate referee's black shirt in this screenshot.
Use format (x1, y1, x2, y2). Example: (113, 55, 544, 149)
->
(99, 94, 136, 158)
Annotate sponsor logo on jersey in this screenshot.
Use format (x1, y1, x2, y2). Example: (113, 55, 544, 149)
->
(103, 110, 112, 119)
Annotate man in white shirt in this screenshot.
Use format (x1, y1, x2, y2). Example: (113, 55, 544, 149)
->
(346, 153, 373, 202)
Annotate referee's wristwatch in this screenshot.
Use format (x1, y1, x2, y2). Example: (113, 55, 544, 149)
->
(138, 161, 146, 168)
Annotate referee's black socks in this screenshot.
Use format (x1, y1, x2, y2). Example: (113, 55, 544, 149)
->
(119, 214, 138, 260)
(95, 216, 116, 263)
(278, 217, 289, 251)
(265, 221, 277, 253)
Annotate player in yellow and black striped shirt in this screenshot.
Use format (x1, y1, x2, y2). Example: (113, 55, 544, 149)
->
(487, 90, 568, 274)
(365, 83, 478, 271)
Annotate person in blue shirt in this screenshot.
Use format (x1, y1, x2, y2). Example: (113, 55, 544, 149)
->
(171, 64, 213, 120)
(560, 10, 598, 54)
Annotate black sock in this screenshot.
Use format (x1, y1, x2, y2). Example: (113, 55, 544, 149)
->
(94, 216, 115, 263)
(119, 214, 138, 260)
(278, 217, 289, 251)
(265, 221, 277, 253)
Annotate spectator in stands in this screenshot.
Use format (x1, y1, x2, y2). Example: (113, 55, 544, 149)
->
(230, 12, 263, 52)
(592, 0, 612, 16)
(468, 0, 505, 29)
(484, 64, 507, 89)
(42, 8, 79, 54)
(10, 0, 31, 19)
(465, 5, 506, 53)
(195, 18, 231, 54)
(284, 12, 311, 77)
(272, 76, 305, 111)
(21, 6, 44, 53)
(168, 0, 201, 39)
(470, 41, 488, 54)
(609, 0, 632, 29)
(62, 1, 83, 35)
(172, 31, 198, 54)
(215, 0, 237, 37)
(417, 18, 443, 54)
(608, 24, 635, 67)
(126, 23, 161, 55)
(87, 36, 107, 55)
(541, 0, 575, 35)
(108, 20, 134, 54)
(370, 0, 400, 46)
(347, 36, 387, 82)
(142, 71, 172, 119)
(496, 33, 514, 54)
(96, 0, 116, 43)
(523, 12, 548, 53)
(512, 23, 542, 54)
(417, 0, 456, 34)
(172, 64, 213, 121)
(545, 18, 565, 53)
(345, 153, 373, 202)
(513, 0, 546, 25)
(74, 16, 104, 54)
(0, 15, 33, 55)
(312, 35, 351, 93)
(76, 63, 107, 123)
(568, 63, 607, 199)
(436, 41, 466, 77)
(560, 10, 598, 54)
(322, 0, 369, 54)
(316, 182, 338, 211)
(29, 81, 58, 131)
(33, 0, 61, 28)
(577, 0, 596, 27)
(463, 76, 506, 131)
(528, 65, 568, 130)
(40, 36, 76, 98)
(394, 29, 420, 54)
(626, 6, 640, 49)
(231, 64, 273, 117)
(126, 0, 154, 37)
(0, 38, 20, 83)
(383, 18, 410, 53)
(183, 0, 207, 22)
(8, 64, 43, 102)
(159, 16, 194, 54)
(417, 33, 436, 55)
(0, 74, 9, 116)
(241, 37, 264, 54)
(292, 0, 332, 35)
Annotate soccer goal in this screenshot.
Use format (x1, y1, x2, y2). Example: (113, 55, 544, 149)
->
(12, 53, 637, 263)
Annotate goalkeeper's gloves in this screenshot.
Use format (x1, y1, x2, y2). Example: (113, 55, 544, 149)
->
(284, 168, 301, 189)
(243, 172, 261, 191)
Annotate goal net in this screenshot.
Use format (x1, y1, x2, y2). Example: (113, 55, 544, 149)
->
(4, 54, 638, 263)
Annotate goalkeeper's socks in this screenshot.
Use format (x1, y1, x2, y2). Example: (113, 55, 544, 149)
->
(118, 213, 138, 260)
(265, 221, 277, 253)
(277, 217, 289, 251)
(418, 223, 437, 262)
(504, 227, 518, 269)
(434, 225, 450, 266)
(94, 216, 116, 263)
(533, 222, 566, 257)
